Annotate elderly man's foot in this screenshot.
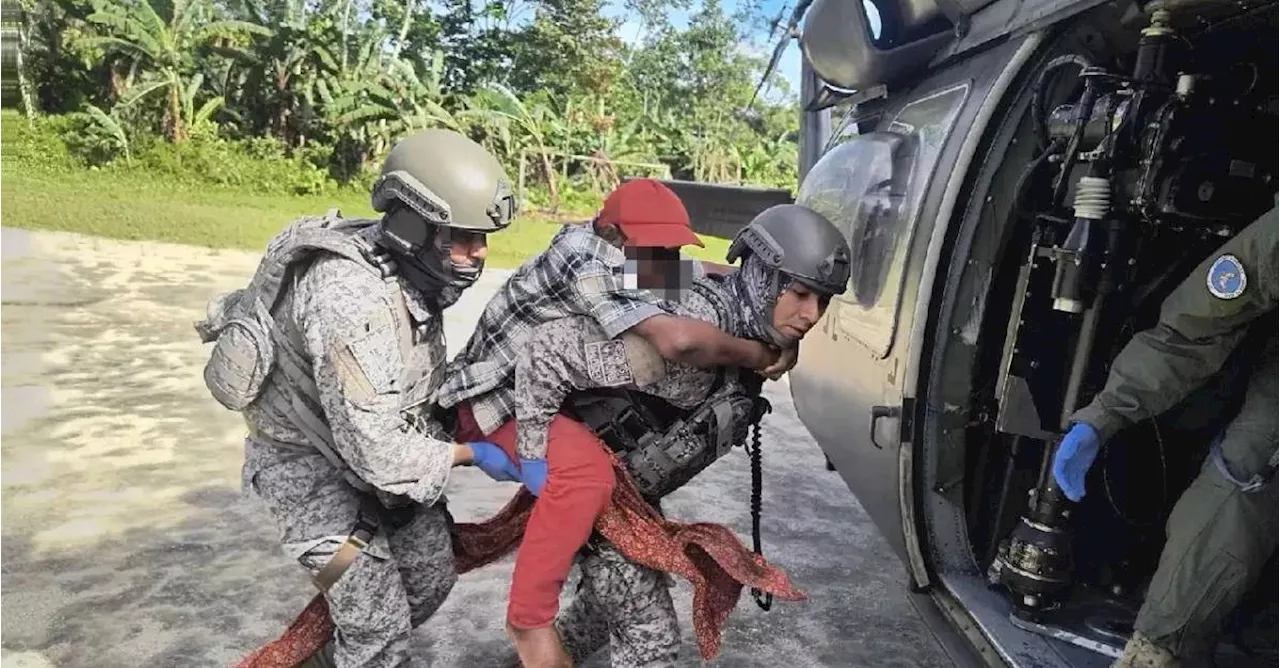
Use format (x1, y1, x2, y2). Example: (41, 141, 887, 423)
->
(507, 621, 573, 668)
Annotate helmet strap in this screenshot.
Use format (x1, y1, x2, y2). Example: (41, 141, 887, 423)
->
(761, 268, 790, 348)
(378, 207, 482, 310)
(723, 254, 792, 348)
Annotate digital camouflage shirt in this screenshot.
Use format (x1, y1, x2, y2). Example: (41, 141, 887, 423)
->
(243, 246, 455, 527)
(512, 276, 733, 460)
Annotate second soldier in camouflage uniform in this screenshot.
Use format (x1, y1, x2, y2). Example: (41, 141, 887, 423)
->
(496, 204, 853, 666)
(435, 179, 795, 666)
(1052, 206, 1279, 668)
(196, 130, 520, 668)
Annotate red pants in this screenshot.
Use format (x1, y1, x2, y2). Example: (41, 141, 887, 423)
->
(455, 402, 616, 629)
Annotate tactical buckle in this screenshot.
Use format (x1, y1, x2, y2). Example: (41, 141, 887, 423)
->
(617, 406, 650, 442)
(596, 422, 626, 453)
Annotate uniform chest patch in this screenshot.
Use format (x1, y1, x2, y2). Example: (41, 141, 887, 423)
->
(584, 340, 635, 387)
(1207, 254, 1247, 300)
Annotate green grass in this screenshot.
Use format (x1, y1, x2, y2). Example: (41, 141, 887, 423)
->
(0, 113, 730, 268)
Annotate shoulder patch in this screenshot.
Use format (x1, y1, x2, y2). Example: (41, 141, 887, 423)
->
(330, 324, 401, 405)
(1207, 254, 1247, 300)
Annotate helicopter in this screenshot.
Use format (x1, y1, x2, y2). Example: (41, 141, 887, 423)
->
(638, 0, 1279, 664)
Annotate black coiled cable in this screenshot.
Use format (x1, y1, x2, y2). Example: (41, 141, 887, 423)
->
(748, 397, 773, 611)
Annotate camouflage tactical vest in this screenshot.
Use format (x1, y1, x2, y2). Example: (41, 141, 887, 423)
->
(194, 210, 443, 494)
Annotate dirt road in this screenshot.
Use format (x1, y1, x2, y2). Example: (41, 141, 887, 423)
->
(0, 227, 952, 667)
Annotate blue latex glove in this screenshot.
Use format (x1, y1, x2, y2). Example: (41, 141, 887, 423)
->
(468, 442, 521, 483)
(519, 458, 549, 497)
(1052, 423, 1102, 502)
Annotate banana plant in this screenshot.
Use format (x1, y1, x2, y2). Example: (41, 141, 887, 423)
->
(83, 0, 270, 141)
(181, 72, 224, 134)
(465, 82, 563, 210)
(82, 103, 132, 162)
(324, 43, 460, 172)
(215, 0, 343, 144)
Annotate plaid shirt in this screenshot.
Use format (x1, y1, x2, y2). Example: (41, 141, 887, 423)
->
(434, 223, 669, 435)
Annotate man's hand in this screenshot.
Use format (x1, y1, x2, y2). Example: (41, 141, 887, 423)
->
(451, 443, 475, 466)
(467, 442, 522, 483)
(519, 458, 549, 496)
(745, 341, 782, 375)
(760, 343, 799, 380)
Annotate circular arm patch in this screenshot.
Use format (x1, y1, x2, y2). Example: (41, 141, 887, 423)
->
(1207, 254, 1247, 300)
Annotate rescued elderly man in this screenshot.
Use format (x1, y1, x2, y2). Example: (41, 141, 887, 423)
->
(432, 177, 799, 660)
(1052, 206, 1278, 668)
(199, 129, 524, 668)
(457, 203, 854, 667)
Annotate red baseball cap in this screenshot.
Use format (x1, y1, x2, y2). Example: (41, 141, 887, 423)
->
(597, 179, 704, 248)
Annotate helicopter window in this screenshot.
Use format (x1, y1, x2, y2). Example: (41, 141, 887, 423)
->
(827, 99, 884, 148)
(863, 0, 883, 41)
(798, 83, 969, 358)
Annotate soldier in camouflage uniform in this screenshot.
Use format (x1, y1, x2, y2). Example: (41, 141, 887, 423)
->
(195, 129, 520, 668)
(485, 204, 853, 667)
(434, 178, 797, 665)
(1052, 207, 1278, 668)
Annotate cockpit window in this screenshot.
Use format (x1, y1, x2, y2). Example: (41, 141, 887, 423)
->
(798, 83, 969, 358)
(801, 133, 908, 310)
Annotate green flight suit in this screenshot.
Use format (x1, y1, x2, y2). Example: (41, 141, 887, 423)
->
(1071, 206, 1279, 659)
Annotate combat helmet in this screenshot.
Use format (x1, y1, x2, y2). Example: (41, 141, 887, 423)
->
(370, 129, 517, 305)
(727, 203, 851, 297)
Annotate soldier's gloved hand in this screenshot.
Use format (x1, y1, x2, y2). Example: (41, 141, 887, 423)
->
(1052, 423, 1102, 502)
(518, 458, 549, 497)
(469, 442, 522, 483)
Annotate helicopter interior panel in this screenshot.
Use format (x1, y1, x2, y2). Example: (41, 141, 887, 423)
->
(913, 0, 1278, 664)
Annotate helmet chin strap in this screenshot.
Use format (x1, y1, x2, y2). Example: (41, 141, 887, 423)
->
(724, 255, 793, 348)
(761, 269, 791, 348)
(379, 217, 483, 310)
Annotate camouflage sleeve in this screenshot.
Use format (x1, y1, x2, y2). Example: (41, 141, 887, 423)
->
(296, 255, 453, 504)
(1072, 207, 1279, 441)
(570, 254, 667, 338)
(514, 316, 670, 460)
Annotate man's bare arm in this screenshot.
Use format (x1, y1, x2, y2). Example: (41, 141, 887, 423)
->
(628, 314, 778, 371)
(569, 256, 780, 374)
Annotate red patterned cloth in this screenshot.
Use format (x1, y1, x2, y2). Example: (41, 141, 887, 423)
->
(234, 453, 806, 668)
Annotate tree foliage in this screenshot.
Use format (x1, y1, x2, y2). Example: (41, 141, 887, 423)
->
(10, 0, 802, 209)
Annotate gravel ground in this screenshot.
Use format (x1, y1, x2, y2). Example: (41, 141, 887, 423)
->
(0, 226, 953, 668)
